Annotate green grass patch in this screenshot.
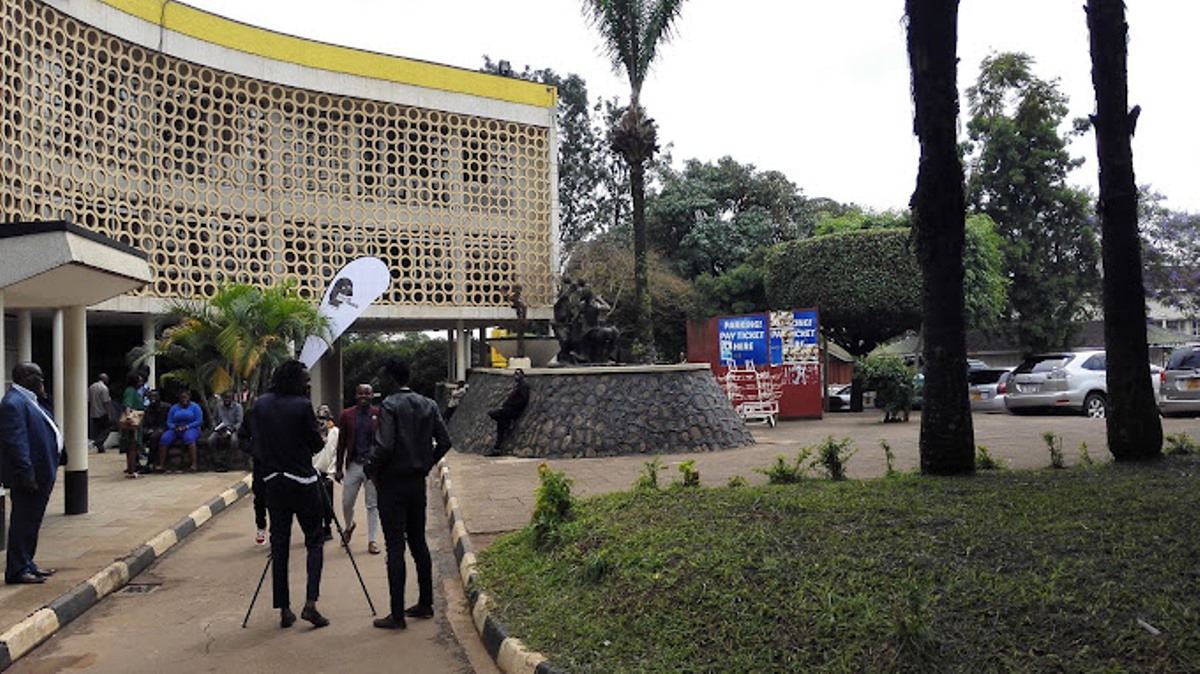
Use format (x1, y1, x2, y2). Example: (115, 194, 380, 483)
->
(476, 456, 1200, 673)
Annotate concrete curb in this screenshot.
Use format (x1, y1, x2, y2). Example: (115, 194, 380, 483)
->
(0, 475, 253, 671)
(436, 460, 564, 674)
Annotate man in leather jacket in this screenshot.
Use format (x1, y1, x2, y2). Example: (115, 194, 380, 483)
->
(364, 358, 451, 630)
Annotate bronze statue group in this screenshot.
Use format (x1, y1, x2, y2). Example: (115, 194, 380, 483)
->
(552, 278, 620, 365)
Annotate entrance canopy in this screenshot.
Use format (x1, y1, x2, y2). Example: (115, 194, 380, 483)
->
(0, 221, 152, 307)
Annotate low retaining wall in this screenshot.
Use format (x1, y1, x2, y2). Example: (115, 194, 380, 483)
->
(448, 365, 755, 458)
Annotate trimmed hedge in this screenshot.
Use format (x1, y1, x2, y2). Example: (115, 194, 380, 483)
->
(764, 228, 921, 355)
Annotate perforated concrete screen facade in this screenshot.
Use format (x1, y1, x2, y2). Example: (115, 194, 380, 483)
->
(1, 0, 558, 325)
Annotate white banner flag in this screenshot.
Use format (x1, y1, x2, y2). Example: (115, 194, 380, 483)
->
(299, 256, 391, 367)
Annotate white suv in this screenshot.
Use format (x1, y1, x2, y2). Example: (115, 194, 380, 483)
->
(1005, 350, 1109, 418)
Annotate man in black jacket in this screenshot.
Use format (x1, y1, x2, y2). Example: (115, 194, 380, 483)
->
(485, 368, 529, 456)
(250, 360, 329, 629)
(365, 358, 452, 630)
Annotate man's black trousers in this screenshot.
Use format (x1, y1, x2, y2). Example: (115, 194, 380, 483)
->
(265, 477, 324, 609)
(377, 475, 432, 618)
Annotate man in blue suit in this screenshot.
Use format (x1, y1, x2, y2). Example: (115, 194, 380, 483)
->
(2, 362, 63, 585)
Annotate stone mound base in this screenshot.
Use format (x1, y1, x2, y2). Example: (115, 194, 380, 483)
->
(448, 365, 755, 458)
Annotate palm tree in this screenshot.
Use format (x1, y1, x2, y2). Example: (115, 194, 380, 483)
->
(1085, 0, 1162, 460)
(905, 0, 975, 474)
(581, 0, 687, 361)
(142, 281, 327, 414)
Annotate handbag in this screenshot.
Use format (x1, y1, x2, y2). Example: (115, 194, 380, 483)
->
(119, 408, 144, 430)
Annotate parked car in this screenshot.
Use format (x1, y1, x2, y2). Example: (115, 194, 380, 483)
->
(1005, 350, 1109, 418)
(1158, 344, 1200, 417)
(968, 368, 1011, 413)
(826, 385, 852, 411)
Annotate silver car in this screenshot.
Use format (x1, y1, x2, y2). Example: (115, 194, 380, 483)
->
(1159, 344, 1200, 417)
(1005, 351, 1109, 418)
(968, 368, 1011, 413)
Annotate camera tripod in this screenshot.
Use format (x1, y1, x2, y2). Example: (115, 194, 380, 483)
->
(242, 475, 377, 627)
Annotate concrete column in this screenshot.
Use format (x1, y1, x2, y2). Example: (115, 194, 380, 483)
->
(456, 320, 470, 381)
(329, 340, 343, 412)
(445, 329, 456, 382)
(17, 309, 32, 363)
(310, 347, 342, 412)
(142, 314, 156, 387)
(63, 305, 88, 515)
(52, 310, 64, 432)
(0, 292, 5, 550)
(0, 290, 5, 388)
(309, 354, 325, 409)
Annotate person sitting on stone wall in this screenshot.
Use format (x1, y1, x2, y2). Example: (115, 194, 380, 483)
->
(485, 369, 529, 456)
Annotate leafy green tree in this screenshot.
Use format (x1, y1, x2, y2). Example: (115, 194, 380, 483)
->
(342, 332, 447, 403)
(693, 254, 769, 317)
(906, 0, 974, 475)
(1085, 0, 1162, 460)
(648, 157, 811, 277)
(582, 0, 688, 361)
(566, 231, 702, 361)
(1140, 191, 1200, 316)
(965, 52, 1101, 354)
(145, 281, 327, 417)
(962, 214, 1008, 330)
(481, 59, 621, 268)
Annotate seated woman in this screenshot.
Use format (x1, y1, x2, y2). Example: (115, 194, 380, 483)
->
(156, 389, 203, 472)
(141, 389, 169, 460)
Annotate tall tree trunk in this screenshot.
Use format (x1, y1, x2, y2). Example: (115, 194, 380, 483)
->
(1086, 0, 1162, 460)
(630, 159, 655, 361)
(906, 0, 975, 475)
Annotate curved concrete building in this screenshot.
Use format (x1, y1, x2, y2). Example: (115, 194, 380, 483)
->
(3, 0, 558, 319)
(1, 0, 559, 507)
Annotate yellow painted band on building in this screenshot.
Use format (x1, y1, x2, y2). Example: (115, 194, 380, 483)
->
(97, 0, 557, 109)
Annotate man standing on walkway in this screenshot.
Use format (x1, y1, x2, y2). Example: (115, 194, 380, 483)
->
(2, 362, 62, 585)
(250, 360, 329, 629)
(334, 384, 380, 555)
(365, 359, 451, 630)
(88, 372, 111, 452)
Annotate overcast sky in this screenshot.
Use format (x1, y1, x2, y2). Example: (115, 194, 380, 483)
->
(183, 0, 1198, 214)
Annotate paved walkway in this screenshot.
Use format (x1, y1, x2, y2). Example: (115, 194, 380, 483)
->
(0, 450, 245, 667)
(1, 412, 1195, 670)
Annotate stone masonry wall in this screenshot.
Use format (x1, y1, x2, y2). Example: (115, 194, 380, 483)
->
(448, 365, 755, 458)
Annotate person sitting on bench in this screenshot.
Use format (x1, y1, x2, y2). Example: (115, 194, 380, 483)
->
(156, 389, 203, 472)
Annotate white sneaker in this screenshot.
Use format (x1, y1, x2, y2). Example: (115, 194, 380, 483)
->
(255, 529, 267, 546)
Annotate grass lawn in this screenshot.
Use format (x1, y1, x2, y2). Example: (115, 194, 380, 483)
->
(476, 454, 1200, 673)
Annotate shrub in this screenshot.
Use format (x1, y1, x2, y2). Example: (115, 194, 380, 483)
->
(975, 444, 1006, 470)
(726, 475, 748, 489)
(857, 355, 915, 422)
(812, 436, 856, 481)
(754, 448, 813, 484)
(881, 439, 897, 476)
(531, 462, 575, 548)
(1165, 432, 1199, 456)
(1042, 431, 1065, 469)
(633, 457, 664, 491)
(1077, 441, 1095, 466)
(676, 459, 700, 488)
